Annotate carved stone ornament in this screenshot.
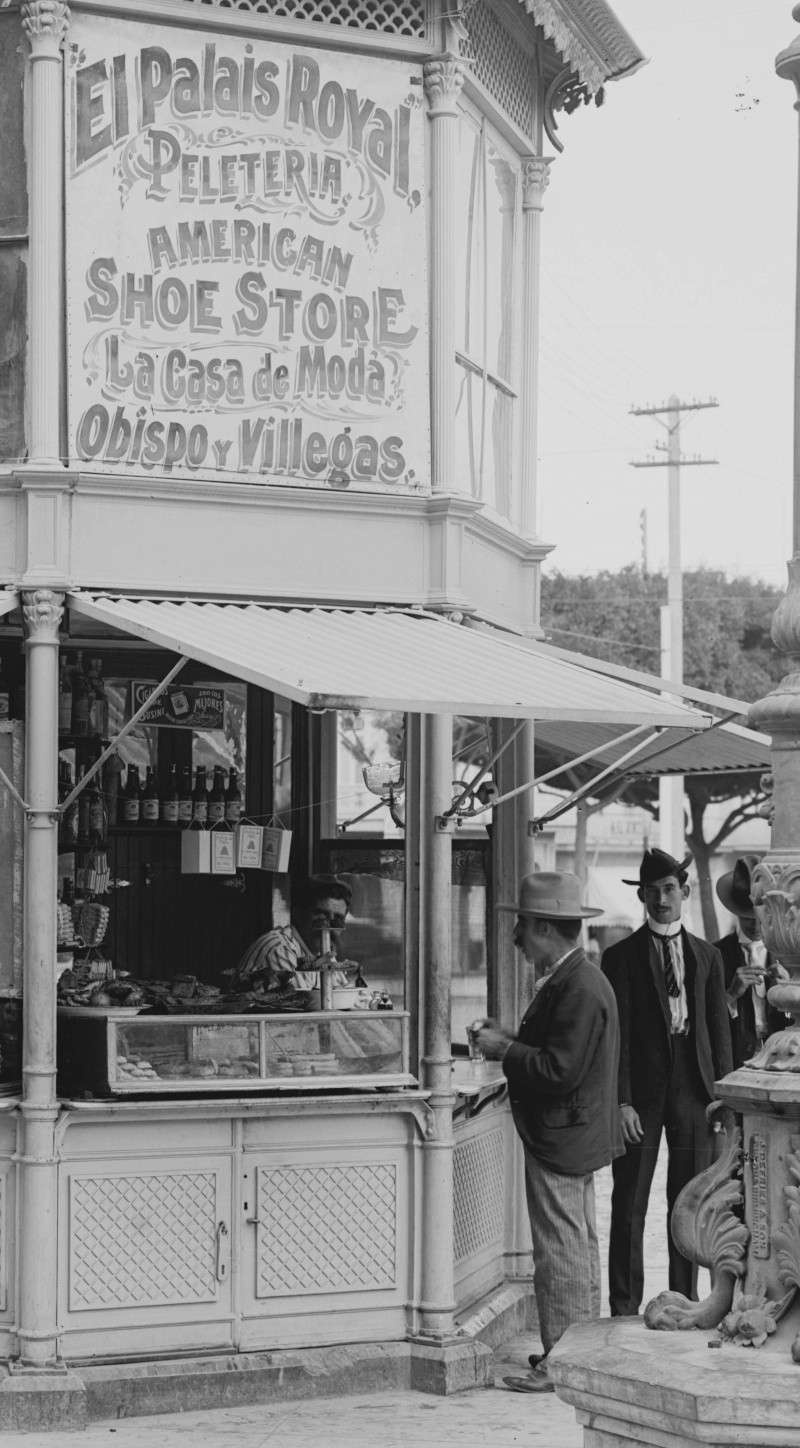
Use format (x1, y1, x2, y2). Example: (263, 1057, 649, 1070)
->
(521, 157, 552, 212)
(644, 1128, 748, 1331)
(423, 55, 467, 115)
(749, 857, 800, 1003)
(21, 1, 70, 46)
(21, 589, 64, 640)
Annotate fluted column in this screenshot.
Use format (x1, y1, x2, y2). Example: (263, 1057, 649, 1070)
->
(417, 711, 457, 1337)
(519, 157, 552, 536)
(424, 55, 466, 495)
(17, 588, 63, 1367)
(22, 2, 69, 466)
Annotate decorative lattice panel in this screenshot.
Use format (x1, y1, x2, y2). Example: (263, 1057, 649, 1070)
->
(69, 1172, 218, 1311)
(183, 0, 426, 38)
(453, 1127, 505, 1262)
(464, 0, 534, 137)
(256, 1162, 397, 1296)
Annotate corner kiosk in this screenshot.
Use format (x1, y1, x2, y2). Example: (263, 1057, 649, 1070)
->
(0, 0, 759, 1423)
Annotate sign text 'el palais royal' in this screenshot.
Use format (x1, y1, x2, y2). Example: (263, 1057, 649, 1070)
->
(66, 17, 429, 491)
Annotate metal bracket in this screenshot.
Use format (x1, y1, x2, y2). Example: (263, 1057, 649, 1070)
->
(434, 814, 460, 834)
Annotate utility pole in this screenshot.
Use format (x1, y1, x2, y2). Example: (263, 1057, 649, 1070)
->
(630, 395, 719, 859)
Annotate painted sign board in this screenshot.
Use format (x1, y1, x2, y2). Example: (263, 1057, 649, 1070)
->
(130, 681, 226, 729)
(65, 17, 428, 492)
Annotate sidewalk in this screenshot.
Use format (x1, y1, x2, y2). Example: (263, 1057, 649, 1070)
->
(2, 1151, 677, 1445)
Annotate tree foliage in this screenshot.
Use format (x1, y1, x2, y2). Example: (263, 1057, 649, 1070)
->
(540, 566, 784, 936)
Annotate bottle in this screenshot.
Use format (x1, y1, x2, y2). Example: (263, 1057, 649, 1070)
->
(102, 752, 124, 828)
(77, 765, 91, 841)
(87, 657, 109, 738)
(224, 767, 242, 826)
(58, 655, 73, 732)
(88, 777, 105, 841)
(208, 766, 226, 827)
(121, 763, 141, 825)
(161, 763, 180, 826)
(70, 652, 91, 737)
(141, 766, 159, 824)
(177, 765, 193, 827)
(190, 765, 208, 828)
(61, 762, 79, 846)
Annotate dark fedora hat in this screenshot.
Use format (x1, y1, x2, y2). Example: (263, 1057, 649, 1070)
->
(622, 848, 692, 888)
(497, 871, 602, 919)
(715, 856, 760, 918)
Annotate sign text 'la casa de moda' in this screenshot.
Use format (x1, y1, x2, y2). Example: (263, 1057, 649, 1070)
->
(65, 17, 429, 490)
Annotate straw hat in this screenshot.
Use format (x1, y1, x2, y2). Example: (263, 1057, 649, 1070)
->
(497, 871, 602, 919)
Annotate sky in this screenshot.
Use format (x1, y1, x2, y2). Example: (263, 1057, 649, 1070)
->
(537, 0, 798, 590)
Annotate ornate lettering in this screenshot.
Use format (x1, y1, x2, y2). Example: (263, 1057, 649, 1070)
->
(749, 1134, 770, 1257)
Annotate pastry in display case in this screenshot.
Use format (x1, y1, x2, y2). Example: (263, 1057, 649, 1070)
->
(57, 1009, 413, 1095)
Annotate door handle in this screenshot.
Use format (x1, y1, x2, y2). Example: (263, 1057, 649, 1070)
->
(215, 1219, 229, 1282)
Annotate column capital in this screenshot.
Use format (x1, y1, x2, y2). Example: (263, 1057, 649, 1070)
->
(21, 2, 69, 56)
(21, 588, 64, 641)
(423, 54, 467, 117)
(521, 156, 553, 212)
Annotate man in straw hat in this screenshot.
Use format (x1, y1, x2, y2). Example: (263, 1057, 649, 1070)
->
(601, 848, 732, 1318)
(474, 872, 623, 1393)
(714, 855, 789, 1068)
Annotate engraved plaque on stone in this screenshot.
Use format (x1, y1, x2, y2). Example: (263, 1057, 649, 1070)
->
(749, 1133, 770, 1258)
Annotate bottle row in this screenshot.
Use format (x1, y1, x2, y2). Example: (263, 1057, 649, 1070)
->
(58, 761, 243, 843)
(119, 763, 242, 830)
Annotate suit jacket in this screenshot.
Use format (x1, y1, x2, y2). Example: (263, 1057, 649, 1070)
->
(503, 948, 624, 1176)
(601, 925, 733, 1115)
(714, 931, 788, 1067)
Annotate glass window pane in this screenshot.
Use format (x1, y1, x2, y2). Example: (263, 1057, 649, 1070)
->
(454, 113, 482, 356)
(452, 847, 488, 1045)
(273, 694, 292, 818)
(326, 849, 405, 1007)
(454, 363, 478, 495)
(336, 710, 404, 837)
(485, 147, 518, 383)
(192, 683, 247, 786)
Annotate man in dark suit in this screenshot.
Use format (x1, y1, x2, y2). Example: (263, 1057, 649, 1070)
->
(475, 872, 623, 1392)
(601, 848, 733, 1318)
(714, 855, 789, 1067)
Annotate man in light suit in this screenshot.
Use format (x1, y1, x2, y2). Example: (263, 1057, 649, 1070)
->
(714, 855, 789, 1067)
(601, 848, 733, 1318)
(476, 872, 623, 1392)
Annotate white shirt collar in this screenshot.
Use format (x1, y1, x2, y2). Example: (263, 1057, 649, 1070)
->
(647, 915, 682, 939)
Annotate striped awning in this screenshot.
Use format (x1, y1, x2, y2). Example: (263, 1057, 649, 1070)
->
(66, 594, 712, 729)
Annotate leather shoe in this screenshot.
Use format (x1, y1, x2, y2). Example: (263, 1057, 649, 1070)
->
(502, 1370, 553, 1394)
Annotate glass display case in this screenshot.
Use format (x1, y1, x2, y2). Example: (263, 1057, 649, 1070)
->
(57, 1009, 413, 1095)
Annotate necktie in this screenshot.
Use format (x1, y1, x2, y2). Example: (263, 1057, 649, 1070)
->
(661, 934, 681, 998)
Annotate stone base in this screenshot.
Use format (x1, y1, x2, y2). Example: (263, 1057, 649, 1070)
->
(0, 1368, 88, 1431)
(0, 1280, 533, 1430)
(549, 1310, 800, 1446)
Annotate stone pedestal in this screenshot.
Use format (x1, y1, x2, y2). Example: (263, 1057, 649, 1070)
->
(550, 1311, 800, 1447)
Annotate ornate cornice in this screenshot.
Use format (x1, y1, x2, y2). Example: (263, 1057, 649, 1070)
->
(515, 0, 644, 95)
(21, 1, 69, 50)
(21, 588, 63, 639)
(423, 54, 467, 115)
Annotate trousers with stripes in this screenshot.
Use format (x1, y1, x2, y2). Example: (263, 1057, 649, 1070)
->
(523, 1148, 601, 1355)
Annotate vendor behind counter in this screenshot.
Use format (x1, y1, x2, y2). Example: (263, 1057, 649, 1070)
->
(233, 874, 360, 994)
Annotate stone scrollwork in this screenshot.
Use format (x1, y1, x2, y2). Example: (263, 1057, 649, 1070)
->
(21, 588, 64, 640)
(521, 157, 552, 213)
(749, 858, 800, 1026)
(644, 1129, 748, 1331)
(21, 1, 70, 46)
(774, 1145, 800, 1293)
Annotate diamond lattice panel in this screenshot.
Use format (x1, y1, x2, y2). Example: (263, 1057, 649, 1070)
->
(256, 1163, 397, 1296)
(464, 0, 534, 137)
(69, 1172, 218, 1310)
(453, 1128, 505, 1262)
(184, 0, 426, 37)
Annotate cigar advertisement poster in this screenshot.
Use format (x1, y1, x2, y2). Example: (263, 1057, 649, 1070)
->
(65, 17, 428, 491)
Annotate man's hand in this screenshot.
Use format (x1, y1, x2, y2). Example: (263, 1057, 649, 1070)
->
(727, 962, 768, 1001)
(619, 1103, 644, 1146)
(474, 1019, 515, 1061)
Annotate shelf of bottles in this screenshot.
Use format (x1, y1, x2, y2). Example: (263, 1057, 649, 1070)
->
(118, 761, 242, 833)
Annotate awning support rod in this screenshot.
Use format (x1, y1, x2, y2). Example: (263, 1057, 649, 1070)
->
(530, 730, 671, 829)
(466, 724, 654, 817)
(59, 655, 189, 810)
(443, 719, 527, 819)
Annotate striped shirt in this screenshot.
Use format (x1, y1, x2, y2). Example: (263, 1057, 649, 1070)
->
(234, 925, 347, 992)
